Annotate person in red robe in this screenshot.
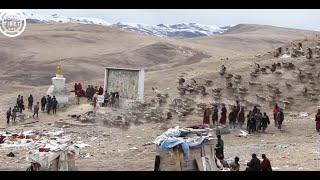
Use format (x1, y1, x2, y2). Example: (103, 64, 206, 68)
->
(78, 83, 83, 92)
(315, 109, 320, 132)
(260, 154, 272, 171)
(273, 104, 280, 127)
(74, 83, 78, 96)
(219, 104, 227, 124)
(98, 86, 104, 95)
(203, 107, 211, 125)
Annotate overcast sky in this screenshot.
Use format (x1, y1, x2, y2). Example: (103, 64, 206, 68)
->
(25, 9, 320, 31)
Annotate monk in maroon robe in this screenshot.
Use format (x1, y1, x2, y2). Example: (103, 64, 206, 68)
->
(203, 107, 211, 125)
(219, 104, 227, 124)
(261, 154, 272, 171)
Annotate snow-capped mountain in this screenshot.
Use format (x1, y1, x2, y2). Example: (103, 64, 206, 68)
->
(25, 13, 231, 38)
(111, 22, 231, 38)
(25, 13, 111, 26)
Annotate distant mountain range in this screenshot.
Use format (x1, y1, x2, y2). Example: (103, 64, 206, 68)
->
(25, 13, 232, 38)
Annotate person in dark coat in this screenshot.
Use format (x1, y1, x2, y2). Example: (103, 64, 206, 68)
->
(212, 104, 219, 125)
(219, 104, 227, 124)
(315, 109, 320, 132)
(16, 95, 21, 112)
(246, 153, 262, 171)
(235, 101, 241, 117)
(228, 108, 237, 129)
(46, 95, 52, 114)
(28, 94, 33, 111)
(247, 110, 252, 131)
(20, 96, 24, 113)
(11, 106, 17, 122)
(215, 135, 224, 160)
(261, 112, 270, 132)
(261, 154, 272, 171)
(248, 116, 256, 134)
(203, 107, 211, 125)
(52, 96, 58, 114)
(255, 111, 262, 132)
(6, 107, 11, 124)
(252, 106, 258, 115)
(237, 107, 245, 129)
(41, 96, 47, 112)
(277, 109, 284, 130)
(85, 85, 90, 101)
(16, 95, 20, 107)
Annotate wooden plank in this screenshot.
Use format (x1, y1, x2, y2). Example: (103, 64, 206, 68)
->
(174, 147, 182, 171)
(154, 155, 161, 171)
(195, 157, 204, 171)
(202, 157, 207, 171)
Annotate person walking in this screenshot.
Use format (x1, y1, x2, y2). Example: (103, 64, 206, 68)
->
(212, 104, 219, 126)
(273, 104, 280, 127)
(11, 106, 17, 122)
(228, 107, 237, 129)
(33, 102, 40, 119)
(6, 107, 11, 124)
(46, 95, 52, 114)
(277, 109, 284, 130)
(219, 104, 227, 124)
(237, 107, 245, 129)
(41, 96, 47, 111)
(261, 112, 270, 132)
(52, 97, 58, 114)
(215, 135, 224, 160)
(28, 94, 33, 111)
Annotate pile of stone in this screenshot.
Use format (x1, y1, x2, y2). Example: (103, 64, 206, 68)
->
(143, 107, 170, 122)
(169, 97, 195, 117)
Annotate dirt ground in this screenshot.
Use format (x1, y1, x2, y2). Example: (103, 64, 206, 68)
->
(0, 95, 319, 171)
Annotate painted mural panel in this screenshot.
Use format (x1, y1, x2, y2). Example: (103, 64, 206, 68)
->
(107, 69, 139, 100)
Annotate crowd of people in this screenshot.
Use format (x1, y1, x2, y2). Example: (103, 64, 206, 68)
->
(203, 101, 285, 134)
(6, 94, 59, 124)
(74, 83, 104, 105)
(102, 91, 120, 108)
(214, 135, 272, 171)
(74, 82, 121, 108)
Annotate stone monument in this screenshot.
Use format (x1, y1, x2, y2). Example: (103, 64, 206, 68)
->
(47, 62, 69, 106)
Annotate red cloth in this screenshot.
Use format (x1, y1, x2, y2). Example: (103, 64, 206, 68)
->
(203, 108, 211, 125)
(273, 107, 280, 114)
(219, 107, 227, 124)
(39, 148, 50, 152)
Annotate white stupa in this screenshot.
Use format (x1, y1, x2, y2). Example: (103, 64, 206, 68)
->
(46, 62, 69, 106)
